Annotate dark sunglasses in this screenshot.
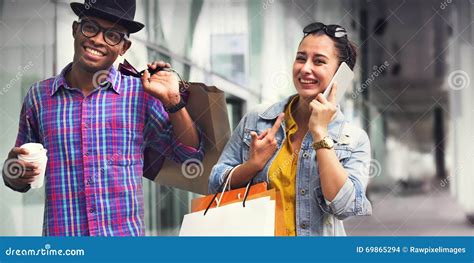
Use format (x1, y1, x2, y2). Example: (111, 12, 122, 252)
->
(77, 19, 128, 46)
(118, 59, 188, 93)
(303, 22, 347, 39)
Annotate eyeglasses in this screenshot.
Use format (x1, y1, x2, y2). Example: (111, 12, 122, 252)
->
(78, 19, 128, 46)
(303, 22, 347, 39)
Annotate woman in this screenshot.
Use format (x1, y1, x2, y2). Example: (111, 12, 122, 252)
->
(209, 22, 372, 236)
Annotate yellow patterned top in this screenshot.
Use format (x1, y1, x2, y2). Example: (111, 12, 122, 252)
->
(268, 95, 299, 236)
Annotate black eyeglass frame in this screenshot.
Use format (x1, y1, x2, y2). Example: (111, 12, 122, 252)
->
(77, 19, 129, 46)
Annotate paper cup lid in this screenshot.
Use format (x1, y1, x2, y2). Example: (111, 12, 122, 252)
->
(19, 143, 47, 159)
(20, 143, 44, 152)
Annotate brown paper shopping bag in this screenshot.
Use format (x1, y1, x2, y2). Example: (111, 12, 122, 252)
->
(143, 83, 231, 195)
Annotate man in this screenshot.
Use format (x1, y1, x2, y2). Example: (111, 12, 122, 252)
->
(2, 0, 204, 236)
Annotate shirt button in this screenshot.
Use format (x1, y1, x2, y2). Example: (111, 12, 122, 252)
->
(89, 207, 95, 214)
(300, 189, 306, 196)
(301, 222, 308, 229)
(302, 152, 310, 158)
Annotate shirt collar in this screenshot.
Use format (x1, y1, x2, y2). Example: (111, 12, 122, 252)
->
(284, 95, 298, 132)
(51, 63, 122, 96)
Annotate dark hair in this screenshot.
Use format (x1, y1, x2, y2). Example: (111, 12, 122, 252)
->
(302, 30, 357, 70)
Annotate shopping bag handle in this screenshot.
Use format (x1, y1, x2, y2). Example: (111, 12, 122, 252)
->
(203, 172, 254, 215)
(118, 59, 189, 92)
(242, 177, 254, 208)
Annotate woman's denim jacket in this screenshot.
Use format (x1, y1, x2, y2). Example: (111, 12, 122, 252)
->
(209, 95, 372, 236)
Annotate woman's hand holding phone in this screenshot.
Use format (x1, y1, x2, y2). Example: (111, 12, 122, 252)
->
(309, 83, 338, 141)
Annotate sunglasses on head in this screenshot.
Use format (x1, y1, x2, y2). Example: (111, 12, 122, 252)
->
(303, 22, 347, 39)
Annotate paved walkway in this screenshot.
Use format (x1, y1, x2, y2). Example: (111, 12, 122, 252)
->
(344, 185, 474, 236)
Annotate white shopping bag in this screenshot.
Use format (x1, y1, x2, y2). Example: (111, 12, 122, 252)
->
(180, 173, 276, 236)
(179, 197, 275, 236)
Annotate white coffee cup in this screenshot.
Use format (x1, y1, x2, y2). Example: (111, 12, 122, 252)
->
(18, 143, 48, 189)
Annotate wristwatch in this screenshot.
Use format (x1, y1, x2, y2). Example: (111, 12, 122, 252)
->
(164, 96, 186, 113)
(312, 136, 334, 150)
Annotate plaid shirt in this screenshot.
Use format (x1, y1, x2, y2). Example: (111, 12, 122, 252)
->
(8, 63, 204, 236)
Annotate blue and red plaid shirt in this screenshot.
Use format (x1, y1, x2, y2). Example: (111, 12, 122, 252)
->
(8, 63, 204, 236)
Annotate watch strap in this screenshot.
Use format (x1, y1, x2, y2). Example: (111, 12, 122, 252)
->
(164, 96, 186, 113)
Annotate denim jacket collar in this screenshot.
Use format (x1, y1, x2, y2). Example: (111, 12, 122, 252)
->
(258, 95, 347, 142)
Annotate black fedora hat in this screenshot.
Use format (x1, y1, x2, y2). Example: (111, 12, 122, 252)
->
(70, 0, 144, 33)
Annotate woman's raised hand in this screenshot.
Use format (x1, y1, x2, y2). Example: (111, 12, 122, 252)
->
(247, 113, 285, 171)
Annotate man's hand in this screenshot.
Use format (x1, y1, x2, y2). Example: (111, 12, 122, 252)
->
(3, 147, 41, 187)
(141, 61, 181, 107)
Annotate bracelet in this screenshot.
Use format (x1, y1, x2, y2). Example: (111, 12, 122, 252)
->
(164, 96, 186, 113)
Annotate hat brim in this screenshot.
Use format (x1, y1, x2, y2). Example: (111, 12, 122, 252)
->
(70, 3, 144, 34)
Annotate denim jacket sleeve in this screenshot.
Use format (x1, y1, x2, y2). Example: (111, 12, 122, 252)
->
(317, 127, 373, 220)
(208, 114, 248, 194)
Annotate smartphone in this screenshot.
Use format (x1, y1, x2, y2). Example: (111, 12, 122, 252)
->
(322, 62, 354, 103)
